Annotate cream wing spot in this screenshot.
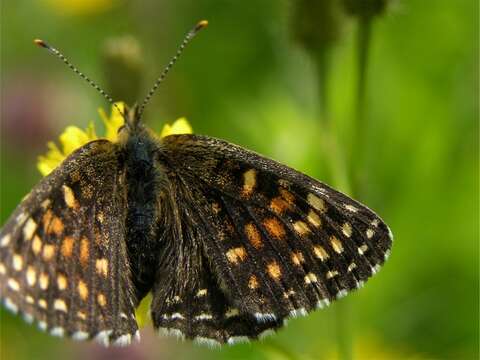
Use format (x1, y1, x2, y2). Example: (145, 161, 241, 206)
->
(54, 299, 67, 312)
(366, 228, 375, 239)
(307, 193, 326, 212)
(0, 263, 6, 275)
(313, 245, 329, 261)
(7, 278, 20, 291)
(344, 204, 358, 212)
(293, 221, 311, 235)
(95, 258, 109, 277)
(330, 236, 344, 254)
(326, 270, 339, 279)
(342, 223, 352, 237)
(62, 184, 78, 209)
(304, 273, 318, 284)
(22, 218, 37, 240)
(291, 251, 305, 265)
(0, 234, 11, 247)
(57, 274, 68, 290)
(39, 272, 49, 290)
(225, 247, 247, 264)
(78, 280, 88, 301)
(12, 254, 23, 271)
(32, 235, 42, 255)
(358, 244, 368, 255)
(38, 299, 47, 309)
(42, 244, 56, 261)
(307, 210, 322, 227)
(26, 266, 36, 286)
(242, 169, 257, 197)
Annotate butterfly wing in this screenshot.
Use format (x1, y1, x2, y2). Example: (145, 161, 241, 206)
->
(0, 140, 138, 346)
(152, 134, 392, 343)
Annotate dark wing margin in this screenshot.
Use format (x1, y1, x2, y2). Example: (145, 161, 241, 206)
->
(0, 140, 139, 346)
(153, 134, 392, 344)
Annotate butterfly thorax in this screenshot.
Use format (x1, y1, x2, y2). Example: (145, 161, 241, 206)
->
(122, 125, 164, 303)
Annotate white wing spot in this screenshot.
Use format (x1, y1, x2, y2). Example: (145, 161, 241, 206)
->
(4, 298, 18, 313)
(95, 330, 113, 347)
(227, 336, 250, 345)
(72, 331, 90, 341)
(336, 290, 348, 299)
(113, 334, 132, 347)
(50, 327, 65, 337)
(38, 321, 47, 331)
(316, 299, 330, 309)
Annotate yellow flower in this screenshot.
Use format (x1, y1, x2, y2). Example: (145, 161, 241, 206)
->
(37, 102, 193, 176)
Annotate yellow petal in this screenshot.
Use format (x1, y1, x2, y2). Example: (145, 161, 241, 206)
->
(37, 142, 65, 176)
(59, 126, 94, 155)
(160, 117, 193, 138)
(135, 293, 152, 328)
(100, 102, 125, 141)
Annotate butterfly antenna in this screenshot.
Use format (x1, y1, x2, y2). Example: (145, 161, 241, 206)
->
(34, 39, 127, 122)
(137, 20, 208, 119)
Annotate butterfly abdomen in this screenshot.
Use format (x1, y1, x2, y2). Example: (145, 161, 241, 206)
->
(123, 132, 164, 303)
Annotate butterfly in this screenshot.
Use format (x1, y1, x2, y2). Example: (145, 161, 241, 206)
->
(0, 21, 392, 347)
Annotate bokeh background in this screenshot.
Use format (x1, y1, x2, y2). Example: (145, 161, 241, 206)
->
(1, 1, 478, 359)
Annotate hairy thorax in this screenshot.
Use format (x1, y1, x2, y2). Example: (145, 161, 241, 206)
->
(122, 129, 164, 302)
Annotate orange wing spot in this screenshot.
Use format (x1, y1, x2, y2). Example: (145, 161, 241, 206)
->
(42, 210, 53, 232)
(279, 188, 295, 204)
(267, 261, 282, 280)
(79, 237, 89, 266)
(42, 244, 56, 261)
(291, 251, 305, 265)
(50, 216, 64, 236)
(330, 236, 344, 254)
(242, 169, 257, 198)
(248, 275, 259, 289)
(269, 197, 291, 214)
(245, 223, 263, 249)
(226, 247, 247, 264)
(263, 218, 286, 239)
(61, 236, 74, 258)
(97, 293, 107, 307)
(78, 280, 88, 301)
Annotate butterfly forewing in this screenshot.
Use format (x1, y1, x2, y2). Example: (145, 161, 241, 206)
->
(0, 140, 138, 345)
(156, 134, 392, 341)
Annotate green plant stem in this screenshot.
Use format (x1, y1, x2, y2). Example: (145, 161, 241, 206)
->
(351, 15, 373, 197)
(313, 49, 352, 360)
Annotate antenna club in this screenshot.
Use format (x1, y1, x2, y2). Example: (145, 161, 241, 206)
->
(195, 20, 209, 32)
(34, 39, 49, 48)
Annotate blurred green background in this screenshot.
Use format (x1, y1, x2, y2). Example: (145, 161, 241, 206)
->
(1, 0, 478, 359)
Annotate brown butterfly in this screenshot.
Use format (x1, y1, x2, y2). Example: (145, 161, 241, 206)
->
(0, 21, 392, 347)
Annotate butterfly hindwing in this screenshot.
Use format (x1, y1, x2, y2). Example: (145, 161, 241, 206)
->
(157, 134, 393, 340)
(0, 140, 138, 345)
(149, 173, 282, 344)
